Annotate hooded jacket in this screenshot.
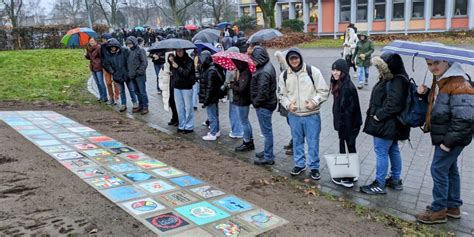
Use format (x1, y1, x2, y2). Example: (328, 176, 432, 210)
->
(343, 28, 358, 58)
(230, 58, 252, 106)
(85, 44, 102, 72)
(279, 48, 329, 116)
(100, 35, 113, 72)
(125, 36, 148, 79)
(352, 32, 374, 67)
(103, 38, 129, 83)
(363, 53, 410, 140)
(199, 51, 223, 106)
(331, 59, 362, 138)
(250, 46, 278, 111)
(424, 63, 474, 148)
(170, 51, 195, 90)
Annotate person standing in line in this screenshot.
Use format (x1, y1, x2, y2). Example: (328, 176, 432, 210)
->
(360, 52, 410, 195)
(329, 59, 362, 188)
(352, 32, 374, 89)
(224, 47, 244, 139)
(103, 38, 137, 112)
(250, 46, 278, 166)
(170, 49, 196, 134)
(85, 37, 108, 102)
(125, 36, 149, 114)
(100, 33, 119, 105)
(342, 27, 358, 77)
(150, 48, 165, 95)
(279, 48, 329, 180)
(415, 59, 474, 224)
(192, 49, 201, 110)
(199, 50, 224, 141)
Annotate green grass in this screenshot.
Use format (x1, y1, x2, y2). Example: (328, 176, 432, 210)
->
(298, 38, 385, 48)
(0, 49, 93, 103)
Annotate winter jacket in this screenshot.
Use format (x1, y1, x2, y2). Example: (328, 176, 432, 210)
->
(331, 59, 362, 139)
(100, 40, 113, 73)
(343, 28, 358, 58)
(170, 52, 195, 90)
(363, 53, 410, 140)
(250, 46, 278, 111)
(279, 48, 329, 116)
(103, 39, 129, 83)
(85, 44, 102, 72)
(352, 32, 374, 67)
(230, 59, 252, 106)
(150, 49, 165, 65)
(424, 63, 474, 148)
(199, 51, 223, 106)
(125, 36, 148, 79)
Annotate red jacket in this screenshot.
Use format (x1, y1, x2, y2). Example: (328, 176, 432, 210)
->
(86, 44, 102, 72)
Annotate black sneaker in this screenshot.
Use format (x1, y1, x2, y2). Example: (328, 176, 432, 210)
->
(255, 151, 264, 158)
(168, 120, 178, 126)
(183, 129, 194, 134)
(254, 159, 275, 166)
(290, 166, 306, 176)
(360, 180, 387, 195)
(385, 176, 403, 190)
(177, 129, 184, 133)
(310, 169, 321, 180)
(235, 140, 255, 152)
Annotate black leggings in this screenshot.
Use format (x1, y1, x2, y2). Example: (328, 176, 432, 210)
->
(345, 55, 357, 73)
(339, 130, 359, 154)
(169, 84, 178, 123)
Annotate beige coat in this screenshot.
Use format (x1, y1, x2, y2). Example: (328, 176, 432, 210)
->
(158, 51, 174, 112)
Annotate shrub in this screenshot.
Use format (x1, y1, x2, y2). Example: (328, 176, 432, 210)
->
(282, 19, 304, 32)
(236, 15, 257, 32)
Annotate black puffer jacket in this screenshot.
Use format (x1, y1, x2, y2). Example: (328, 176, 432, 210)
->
(103, 38, 129, 83)
(250, 46, 277, 111)
(199, 51, 223, 106)
(125, 36, 148, 79)
(231, 60, 252, 106)
(170, 52, 195, 89)
(331, 59, 362, 139)
(363, 53, 411, 140)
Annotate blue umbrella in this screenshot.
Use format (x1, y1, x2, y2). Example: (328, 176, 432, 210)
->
(382, 40, 474, 65)
(216, 22, 231, 29)
(195, 42, 221, 54)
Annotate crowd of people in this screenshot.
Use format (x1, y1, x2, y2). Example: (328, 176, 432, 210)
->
(84, 24, 474, 225)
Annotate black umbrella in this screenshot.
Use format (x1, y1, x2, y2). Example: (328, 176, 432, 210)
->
(248, 29, 283, 44)
(149, 38, 196, 50)
(192, 29, 220, 43)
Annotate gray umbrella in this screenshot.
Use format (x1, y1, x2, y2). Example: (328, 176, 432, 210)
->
(192, 29, 221, 43)
(248, 29, 283, 44)
(150, 38, 196, 50)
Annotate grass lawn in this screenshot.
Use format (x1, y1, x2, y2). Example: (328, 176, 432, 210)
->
(0, 49, 93, 103)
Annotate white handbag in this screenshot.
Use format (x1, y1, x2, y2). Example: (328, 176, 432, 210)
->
(324, 145, 360, 179)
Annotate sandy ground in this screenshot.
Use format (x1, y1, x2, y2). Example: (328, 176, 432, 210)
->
(0, 101, 400, 236)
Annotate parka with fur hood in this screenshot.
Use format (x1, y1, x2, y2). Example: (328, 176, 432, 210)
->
(363, 52, 410, 140)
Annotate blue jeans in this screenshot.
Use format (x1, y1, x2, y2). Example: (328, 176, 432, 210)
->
(131, 75, 148, 108)
(357, 66, 369, 84)
(430, 146, 464, 211)
(192, 82, 199, 108)
(229, 103, 243, 136)
(373, 137, 402, 187)
(174, 88, 194, 130)
(92, 70, 107, 100)
(206, 103, 219, 135)
(288, 113, 321, 170)
(153, 64, 163, 91)
(255, 108, 274, 161)
(117, 80, 137, 106)
(235, 105, 253, 142)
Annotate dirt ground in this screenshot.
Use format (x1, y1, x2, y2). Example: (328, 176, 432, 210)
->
(0, 101, 400, 236)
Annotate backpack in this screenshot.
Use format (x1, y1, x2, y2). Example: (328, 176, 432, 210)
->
(278, 65, 315, 117)
(395, 75, 428, 128)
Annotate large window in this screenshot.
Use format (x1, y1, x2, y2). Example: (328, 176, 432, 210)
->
(454, 0, 468, 16)
(374, 0, 386, 20)
(340, 0, 351, 22)
(356, 0, 368, 21)
(432, 0, 445, 17)
(393, 0, 405, 20)
(412, 0, 424, 18)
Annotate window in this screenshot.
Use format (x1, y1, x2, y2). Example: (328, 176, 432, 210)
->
(412, 0, 424, 18)
(432, 0, 445, 17)
(454, 0, 468, 16)
(374, 0, 386, 20)
(393, 0, 405, 20)
(340, 0, 351, 22)
(356, 0, 368, 22)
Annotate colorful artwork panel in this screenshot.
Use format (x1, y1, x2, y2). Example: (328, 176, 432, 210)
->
(190, 185, 226, 199)
(123, 172, 156, 182)
(120, 197, 166, 216)
(52, 151, 84, 160)
(107, 163, 141, 173)
(152, 167, 186, 178)
(169, 176, 204, 187)
(146, 213, 190, 233)
(100, 186, 146, 202)
(175, 201, 230, 226)
(213, 196, 253, 213)
(138, 180, 176, 194)
(86, 175, 126, 189)
(135, 159, 167, 169)
(157, 190, 199, 208)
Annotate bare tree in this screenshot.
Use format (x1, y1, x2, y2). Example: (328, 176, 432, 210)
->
(187, 1, 211, 25)
(27, 0, 44, 25)
(1, 0, 23, 28)
(255, 0, 277, 28)
(128, 0, 154, 26)
(94, 0, 121, 27)
(53, 0, 84, 24)
(154, 0, 197, 26)
(204, 0, 232, 23)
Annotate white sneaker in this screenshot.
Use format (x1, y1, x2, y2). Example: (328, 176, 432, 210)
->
(229, 133, 243, 139)
(353, 73, 358, 77)
(216, 131, 221, 137)
(132, 102, 139, 108)
(202, 133, 217, 141)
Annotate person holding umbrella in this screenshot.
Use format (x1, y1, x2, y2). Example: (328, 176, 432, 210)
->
(85, 37, 108, 103)
(415, 60, 474, 224)
(126, 36, 149, 115)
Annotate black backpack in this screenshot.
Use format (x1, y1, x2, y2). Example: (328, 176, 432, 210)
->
(391, 75, 428, 128)
(278, 65, 315, 116)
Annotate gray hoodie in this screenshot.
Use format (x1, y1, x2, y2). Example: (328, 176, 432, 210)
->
(126, 36, 148, 79)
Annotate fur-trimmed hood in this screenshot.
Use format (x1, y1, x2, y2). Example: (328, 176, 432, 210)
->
(371, 52, 408, 80)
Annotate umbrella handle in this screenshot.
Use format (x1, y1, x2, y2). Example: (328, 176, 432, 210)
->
(422, 69, 428, 85)
(411, 54, 416, 72)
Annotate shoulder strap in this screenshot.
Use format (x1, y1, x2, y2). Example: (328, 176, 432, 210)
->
(283, 70, 288, 83)
(306, 64, 314, 85)
(466, 73, 472, 81)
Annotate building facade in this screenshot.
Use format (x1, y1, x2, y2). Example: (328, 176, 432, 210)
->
(238, 0, 473, 36)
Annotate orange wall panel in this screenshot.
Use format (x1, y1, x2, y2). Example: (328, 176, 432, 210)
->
(372, 21, 386, 32)
(409, 19, 425, 30)
(322, 0, 335, 33)
(339, 23, 347, 33)
(452, 17, 469, 29)
(430, 18, 446, 30)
